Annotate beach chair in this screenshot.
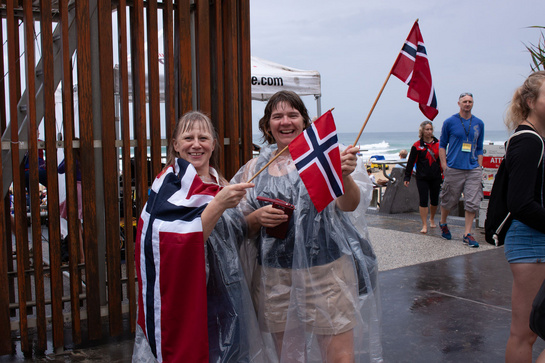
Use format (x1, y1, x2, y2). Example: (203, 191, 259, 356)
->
(369, 155, 389, 170)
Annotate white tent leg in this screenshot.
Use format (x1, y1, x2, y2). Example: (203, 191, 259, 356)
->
(315, 95, 322, 116)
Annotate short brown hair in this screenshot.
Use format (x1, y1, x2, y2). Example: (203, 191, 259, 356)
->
(258, 91, 311, 145)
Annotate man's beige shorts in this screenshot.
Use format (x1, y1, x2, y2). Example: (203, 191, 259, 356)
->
(440, 167, 483, 213)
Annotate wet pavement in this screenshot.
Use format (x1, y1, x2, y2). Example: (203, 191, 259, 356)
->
(370, 209, 545, 362)
(380, 247, 541, 362)
(2, 209, 545, 362)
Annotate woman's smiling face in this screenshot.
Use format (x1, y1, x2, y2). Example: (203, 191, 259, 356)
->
(173, 123, 215, 174)
(269, 101, 305, 150)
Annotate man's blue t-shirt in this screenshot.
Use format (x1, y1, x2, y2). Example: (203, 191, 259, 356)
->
(439, 113, 484, 170)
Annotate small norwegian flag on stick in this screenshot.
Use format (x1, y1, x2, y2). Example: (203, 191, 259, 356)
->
(288, 110, 344, 212)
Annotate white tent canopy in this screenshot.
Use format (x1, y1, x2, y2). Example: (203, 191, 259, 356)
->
(250, 57, 321, 105)
(113, 56, 322, 115)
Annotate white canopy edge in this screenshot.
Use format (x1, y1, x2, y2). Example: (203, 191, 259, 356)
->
(112, 56, 321, 104)
(250, 56, 321, 101)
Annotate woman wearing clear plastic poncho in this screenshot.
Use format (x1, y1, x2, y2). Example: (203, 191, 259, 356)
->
(232, 91, 383, 362)
(132, 111, 266, 363)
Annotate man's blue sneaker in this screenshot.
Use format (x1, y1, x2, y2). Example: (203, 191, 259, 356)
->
(440, 223, 451, 240)
(463, 233, 479, 248)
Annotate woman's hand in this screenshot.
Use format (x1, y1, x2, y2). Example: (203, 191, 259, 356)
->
(404, 181, 409, 187)
(246, 205, 289, 237)
(341, 145, 359, 176)
(213, 183, 255, 210)
(336, 145, 361, 211)
(201, 182, 254, 240)
(253, 205, 289, 228)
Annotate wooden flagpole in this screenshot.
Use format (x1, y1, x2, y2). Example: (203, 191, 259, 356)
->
(247, 108, 335, 183)
(353, 18, 419, 147)
(352, 71, 393, 147)
(246, 144, 289, 183)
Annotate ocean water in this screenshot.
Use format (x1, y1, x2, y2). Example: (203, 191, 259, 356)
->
(253, 129, 510, 162)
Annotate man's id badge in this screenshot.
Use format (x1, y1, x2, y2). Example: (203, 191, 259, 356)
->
(461, 142, 472, 152)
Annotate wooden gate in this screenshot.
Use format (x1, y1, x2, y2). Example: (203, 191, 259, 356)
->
(0, 0, 251, 356)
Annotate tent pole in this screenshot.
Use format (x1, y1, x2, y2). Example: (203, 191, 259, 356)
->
(315, 95, 321, 117)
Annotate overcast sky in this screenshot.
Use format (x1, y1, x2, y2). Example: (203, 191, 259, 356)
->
(249, 0, 545, 134)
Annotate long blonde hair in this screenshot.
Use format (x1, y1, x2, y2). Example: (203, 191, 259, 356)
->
(505, 71, 545, 131)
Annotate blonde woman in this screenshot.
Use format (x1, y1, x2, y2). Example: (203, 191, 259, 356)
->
(403, 121, 442, 233)
(503, 71, 545, 363)
(133, 111, 262, 363)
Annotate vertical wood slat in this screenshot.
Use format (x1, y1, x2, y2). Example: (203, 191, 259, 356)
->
(8, 0, 28, 327)
(196, 0, 211, 113)
(117, 0, 136, 333)
(0, 5, 14, 326)
(8, 0, 29, 352)
(59, 0, 82, 344)
(163, 0, 175, 143)
(41, 0, 65, 351)
(239, 0, 252, 165)
(176, 0, 192, 115)
(4, 7, 16, 326)
(0, 3, 6, 133)
(10, 6, 29, 312)
(76, 0, 102, 340)
(27, 0, 42, 351)
(146, 0, 161, 179)
(97, 0, 122, 337)
(20, 0, 35, 331)
(25, 12, 42, 340)
(0, 0, 13, 354)
(2, 201, 14, 322)
(131, 0, 148, 218)
(222, 0, 240, 178)
(212, 0, 225, 170)
(0, 15, 7, 322)
(13, 5, 31, 323)
(0, 171, 9, 357)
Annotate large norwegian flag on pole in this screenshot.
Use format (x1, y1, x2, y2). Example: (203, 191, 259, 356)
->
(391, 21, 438, 121)
(289, 110, 344, 212)
(135, 158, 220, 362)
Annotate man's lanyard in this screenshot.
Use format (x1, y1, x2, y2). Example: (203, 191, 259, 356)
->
(458, 114, 472, 142)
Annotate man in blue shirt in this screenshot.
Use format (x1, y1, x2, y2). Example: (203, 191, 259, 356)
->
(438, 92, 484, 247)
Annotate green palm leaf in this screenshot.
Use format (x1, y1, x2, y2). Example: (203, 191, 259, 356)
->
(524, 26, 545, 71)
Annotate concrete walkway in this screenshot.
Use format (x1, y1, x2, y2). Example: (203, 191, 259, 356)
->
(2, 209, 545, 362)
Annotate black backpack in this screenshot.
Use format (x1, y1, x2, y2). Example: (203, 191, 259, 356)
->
(530, 278, 545, 340)
(484, 130, 544, 246)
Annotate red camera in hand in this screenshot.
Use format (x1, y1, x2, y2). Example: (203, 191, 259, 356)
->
(256, 196, 295, 239)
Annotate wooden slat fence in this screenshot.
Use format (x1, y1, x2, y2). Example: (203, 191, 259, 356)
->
(0, 0, 251, 356)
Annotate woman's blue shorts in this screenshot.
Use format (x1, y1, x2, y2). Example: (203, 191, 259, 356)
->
(504, 219, 545, 263)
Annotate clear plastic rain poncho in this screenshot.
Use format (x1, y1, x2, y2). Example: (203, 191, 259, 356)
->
(132, 166, 270, 363)
(232, 145, 383, 363)
(204, 206, 271, 362)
